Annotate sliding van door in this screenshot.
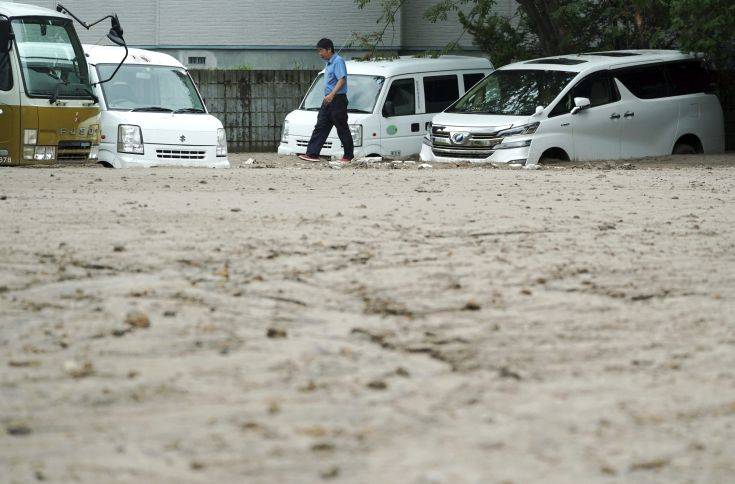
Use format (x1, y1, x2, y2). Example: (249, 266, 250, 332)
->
(614, 65, 678, 159)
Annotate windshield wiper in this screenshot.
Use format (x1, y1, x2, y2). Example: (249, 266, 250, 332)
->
(131, 106, 173, 112)
(173, 108, 206, 114)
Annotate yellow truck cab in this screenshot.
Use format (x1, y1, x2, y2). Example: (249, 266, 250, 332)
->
(0, 2, 124, 166)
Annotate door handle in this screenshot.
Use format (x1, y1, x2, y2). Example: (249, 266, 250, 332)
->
(610, 113, 621, 120)
(624, 111, 635, 118)
(561, 122, 570, 127)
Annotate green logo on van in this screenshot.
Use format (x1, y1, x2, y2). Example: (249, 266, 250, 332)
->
(386, 125, 398, 136)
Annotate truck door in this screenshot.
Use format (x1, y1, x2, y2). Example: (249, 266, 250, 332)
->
(0, 43, 19, 165)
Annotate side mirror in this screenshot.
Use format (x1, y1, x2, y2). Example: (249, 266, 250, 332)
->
(382, 100, 395, 118)
(0, 19, 12, 54)
(571, 97, 590, 115)
(106, 15, 125, 46)
(532, 105, 544, 117)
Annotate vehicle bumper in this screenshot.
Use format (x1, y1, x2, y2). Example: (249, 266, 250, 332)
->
(99, 143, 230, 168)
(420, 143, 531, 165)
(277, 135, 367, 158)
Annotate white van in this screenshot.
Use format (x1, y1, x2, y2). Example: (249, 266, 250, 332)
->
(278, 56, 492, 159)
(421, 50, 725, 165)
(84, 45, 229, 168)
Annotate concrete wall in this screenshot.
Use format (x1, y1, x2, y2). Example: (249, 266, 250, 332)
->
(190, 69, 320, 152)
(16, 0, 515, 68)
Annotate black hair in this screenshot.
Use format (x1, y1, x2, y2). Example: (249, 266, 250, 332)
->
(316, 38, 335, 53)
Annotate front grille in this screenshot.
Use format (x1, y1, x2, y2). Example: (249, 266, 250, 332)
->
(156, 149, 206, 160)
(57, 140, 91, 162)
(297, 139, 332, 149)
(432, 147, 494, 159)
(431, 125, 506, 159)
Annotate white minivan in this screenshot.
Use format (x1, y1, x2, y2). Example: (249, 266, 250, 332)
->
(84, 45, 229, 168)
(278, 56, 493, 159)
(421, 50, 725, 165)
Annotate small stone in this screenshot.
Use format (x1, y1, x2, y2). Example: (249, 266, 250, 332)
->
(520, 288, 532, 295)
(190, 460, 205, 470)
(6, 421, 32, 436)
(311, 442, 335, 452)
(163, 310, 177, 317)
(498, 366, 522, 380)
(418, 163, 432, 170)
(321, 466, 340, 479)
(125, 311, 150, 329)
(463, 299, 481, 311)
(0, 195, 7, 200)
(199, 180, 207, 184)
(395, 367, 411, 377)
(64, 360, 95, 379)
(267, 328, 287, 339)
(111, 327, 131, 337)
(244, 158, 256, 165)
(230, 208, 242, 212)
(112, 244, 125, 252)
(8, 360, 40, 368)
(367, 380, 387, 390)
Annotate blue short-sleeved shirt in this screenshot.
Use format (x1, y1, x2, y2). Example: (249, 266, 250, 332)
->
(324, 53, 348, 96)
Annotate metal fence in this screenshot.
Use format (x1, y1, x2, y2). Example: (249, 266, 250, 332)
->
(190, 69, 319, 152)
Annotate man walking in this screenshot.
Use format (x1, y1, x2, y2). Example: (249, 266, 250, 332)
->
(298, 38, 354, 163)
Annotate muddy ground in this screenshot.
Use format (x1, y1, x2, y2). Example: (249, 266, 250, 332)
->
(1, 153, 734, 483)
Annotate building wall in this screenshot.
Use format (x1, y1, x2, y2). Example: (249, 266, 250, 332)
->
(14, 0, 513, 68)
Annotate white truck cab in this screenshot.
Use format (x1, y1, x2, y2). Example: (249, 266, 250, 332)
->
(278, 55, 492, 159)
(84, 45, 229, 168)
(422, 50, 725, 165)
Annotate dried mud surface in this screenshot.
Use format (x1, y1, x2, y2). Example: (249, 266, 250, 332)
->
(1, 153, 735, 483)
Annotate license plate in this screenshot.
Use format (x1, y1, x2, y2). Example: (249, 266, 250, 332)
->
(0, 156, 10, 165)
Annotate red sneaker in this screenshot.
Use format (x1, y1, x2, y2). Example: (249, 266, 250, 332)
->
(298, 154, 321, 162)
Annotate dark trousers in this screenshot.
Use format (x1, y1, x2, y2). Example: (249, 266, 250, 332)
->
(306, 93, 354, 159)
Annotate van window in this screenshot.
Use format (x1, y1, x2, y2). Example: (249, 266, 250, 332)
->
(615, 66, 669, 99)
(665, 61, 711, 96)
(385, 78, 415, 116)
(424, 75, 458, 113)
(0, 50, 11, 91)
(463, 73, 485, 92)
(550, 72, 619, 117)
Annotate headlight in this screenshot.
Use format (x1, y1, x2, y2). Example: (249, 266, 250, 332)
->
(25, 146, 55, 161)
(217, 128, 227, 157)
(24, 129, 38, 145)
(117, 125, 144, 154)
(496, 139, 532, 150)
(497, 122, 539, 138)
(88, 145, 99, 160)
(281, 121, 290, 143)
(349, 124, 363, 147)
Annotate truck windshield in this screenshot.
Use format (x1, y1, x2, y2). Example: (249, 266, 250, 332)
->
(448, 69, 578, 116)
(301, 74, 385, 113)
(97, 64, 205, 112)
(12, 17, 92, 99)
